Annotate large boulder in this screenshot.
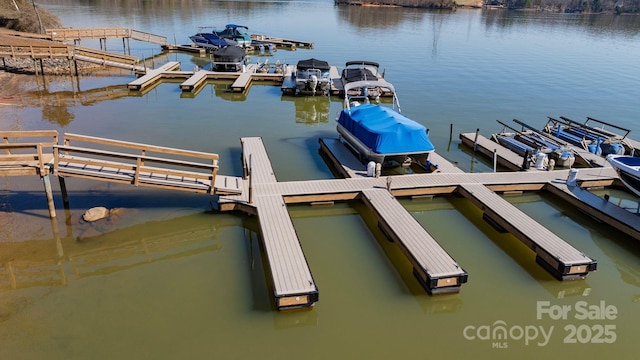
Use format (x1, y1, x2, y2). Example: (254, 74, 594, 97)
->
(82, 206, 109, 222)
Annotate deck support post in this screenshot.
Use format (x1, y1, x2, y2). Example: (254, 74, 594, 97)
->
(473, 128, 479, 151)
(42, 174, 56, 218)
(58, 176, 70, 209)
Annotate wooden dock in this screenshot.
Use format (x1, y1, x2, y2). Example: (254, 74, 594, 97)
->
(460, 132, 527, 171)
(127, 61, 183, 90)
(250, 34, 314, 49)
(6, 129, 640, 312)
(128, 63, 286, 93)
(460, 131, 609, 170)
(238, 137, 319, 310)
(545, 181, 640, 240)
(46, 27, 168, 46)
(216, 137, 640, 308)
(457, 183, 597, 279)
(360, 188, 468, 293)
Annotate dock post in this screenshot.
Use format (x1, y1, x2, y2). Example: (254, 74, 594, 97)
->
(248, 154, 253, 204)
(42, 174, 57, 218)
(473, 128, 480, 152)
(58, 176, 70, 209)
(493, 149, 497, 172)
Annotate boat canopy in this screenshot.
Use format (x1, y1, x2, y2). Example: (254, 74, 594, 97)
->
(297, 58, 330, 71)
(213, 46, 246, 62)
(225, 24, 249, 30)
(337, 103, 434, 155)
(345, 60, 379, 68)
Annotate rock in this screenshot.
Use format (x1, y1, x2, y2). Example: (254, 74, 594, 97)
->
(82, 207, 109, 222)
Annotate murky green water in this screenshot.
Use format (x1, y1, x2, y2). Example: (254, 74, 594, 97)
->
(1, 1, 640, 358)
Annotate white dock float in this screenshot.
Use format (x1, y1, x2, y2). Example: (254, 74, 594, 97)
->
(361, 188, 468, 294)
(127, 61, 181, 90)
(179, 70, 209, 92)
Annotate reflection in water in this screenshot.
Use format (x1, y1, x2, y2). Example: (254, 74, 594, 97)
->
(0, 212, 245, 291)
(535, 192, 640, 290)
(506, 191, 640, 301)
(481, 11, 640, 36)
(336, 4, 427, 30)
(282, 95, 331, 125)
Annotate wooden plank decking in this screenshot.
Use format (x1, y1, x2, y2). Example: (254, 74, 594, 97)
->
(127, 61, 182, 90)
(457, 183, 597, 279)
(545, 181, 640, 241)
(361, 188, 468, 293)
(254, 195, 319, 308)
(460, 132, 525, 171)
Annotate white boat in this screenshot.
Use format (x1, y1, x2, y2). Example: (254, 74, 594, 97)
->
(336, 81, 434, 168)
(340, 60, 390, 99)
(294, 58, 331, 96)
(606, 154, 640, 197)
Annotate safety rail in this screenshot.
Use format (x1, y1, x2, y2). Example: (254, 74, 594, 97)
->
(0, 44, 71, 59)
(73, 46, 139, 66)
(46, 27, 168, 45)
(130, 29, 168, 45)
(46, 27, 131, 41)
(53, 133, 220, 195)
(0, 130, 59, 176)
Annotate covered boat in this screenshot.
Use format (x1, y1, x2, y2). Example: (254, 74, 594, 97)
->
(211, 46, 247, 72)
(189, 27, 236, 50)
(336, 81, 434, 168)
(217, 24, 251, 48)
(606, 154, 640, 197)
(294, 58, 331, 95)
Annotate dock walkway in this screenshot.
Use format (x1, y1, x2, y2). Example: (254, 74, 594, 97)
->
(457, 183, 597, 279)
(239, 137, 319, 310)
(361, 188, 468, 293)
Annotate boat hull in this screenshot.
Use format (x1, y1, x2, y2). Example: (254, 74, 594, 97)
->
(337, 123, 431, 168)
(606, 155, 640, 197)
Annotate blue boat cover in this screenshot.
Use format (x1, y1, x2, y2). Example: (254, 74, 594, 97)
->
(338, 104, 434, 155)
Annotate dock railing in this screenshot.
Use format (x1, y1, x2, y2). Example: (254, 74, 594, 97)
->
(1, 130, 59, 176)
(0, 44, 72, 59)
(54, 133, 220, 195)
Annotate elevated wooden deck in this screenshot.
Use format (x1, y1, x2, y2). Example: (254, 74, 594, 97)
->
(1, 130, 60, 218)
(46, 28, 168, 46)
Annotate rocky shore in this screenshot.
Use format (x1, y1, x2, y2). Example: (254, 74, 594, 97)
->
(1, 57, 102, 75)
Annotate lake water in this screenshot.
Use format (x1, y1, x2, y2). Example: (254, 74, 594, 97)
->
(1, 1, 640, 359)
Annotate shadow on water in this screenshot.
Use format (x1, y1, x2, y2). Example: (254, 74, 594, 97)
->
(537, 191, 640, 291)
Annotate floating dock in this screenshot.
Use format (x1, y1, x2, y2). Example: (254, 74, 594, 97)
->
(5, 129, 640, 312)
(128, 63, 286, 93)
